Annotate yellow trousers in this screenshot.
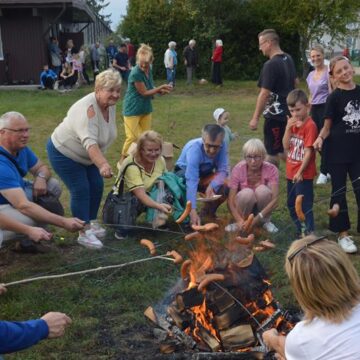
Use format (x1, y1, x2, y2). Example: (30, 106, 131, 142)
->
(121, 113, 152, 155)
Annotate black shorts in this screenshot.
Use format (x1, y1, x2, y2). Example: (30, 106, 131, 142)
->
(263, 117, 286, 155)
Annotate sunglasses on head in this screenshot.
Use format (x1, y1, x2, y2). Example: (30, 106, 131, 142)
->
(287, 236, 327, 263)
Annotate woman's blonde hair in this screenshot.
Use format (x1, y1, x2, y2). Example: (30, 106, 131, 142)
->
(135, 130, 163, 158)
(94, 69, 122, 91)
(286, 235, 360, 323)
(136, 44, 154, 64)
(242, 138, 266, 159)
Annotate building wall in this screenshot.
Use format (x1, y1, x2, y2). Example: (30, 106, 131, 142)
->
(0, 9, 46, 84)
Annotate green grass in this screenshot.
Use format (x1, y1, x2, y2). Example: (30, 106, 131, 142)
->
(0, 79, 360, 359)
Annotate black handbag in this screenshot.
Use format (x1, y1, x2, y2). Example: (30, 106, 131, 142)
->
(102, 162, 140, 229)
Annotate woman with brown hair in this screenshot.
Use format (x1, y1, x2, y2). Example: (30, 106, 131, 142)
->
(263, 235, 360, 359)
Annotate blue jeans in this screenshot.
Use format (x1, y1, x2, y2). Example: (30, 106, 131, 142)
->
(287, 179, 314, 235)
(166, 67, 176, 85)
(46, 139, 103, 223)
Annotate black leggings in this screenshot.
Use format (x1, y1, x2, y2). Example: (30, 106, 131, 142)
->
(328, 162, 360, 233)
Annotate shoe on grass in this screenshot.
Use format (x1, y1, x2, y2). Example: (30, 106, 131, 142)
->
(316, 173, 328, 185)
(338, 235, 357, 253)
(263, 221, 279, 233)
(90, 221, 106, 239)
(77, 230, 103, 249)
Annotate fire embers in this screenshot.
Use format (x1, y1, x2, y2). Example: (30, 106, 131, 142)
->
(145, 223, 296, 355)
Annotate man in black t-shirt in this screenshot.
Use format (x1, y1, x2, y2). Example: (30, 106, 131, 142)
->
(112, 44, 130, 83)
(249, 29, 298, 166)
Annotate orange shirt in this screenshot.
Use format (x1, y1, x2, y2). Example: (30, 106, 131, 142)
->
(286, 117, 318, 180)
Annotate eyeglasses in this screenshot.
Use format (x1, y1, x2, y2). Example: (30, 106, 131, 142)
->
(287, 236, 327, 263)
(3, 127, 31, 134)
(245, 155, 262, 161)
(204, 142, 221, 150)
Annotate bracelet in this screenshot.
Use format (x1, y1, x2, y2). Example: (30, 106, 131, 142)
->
(36, 172, 47, 180)
(258, 212, 264, 219)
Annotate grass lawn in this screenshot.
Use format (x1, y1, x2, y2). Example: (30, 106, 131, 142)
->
(0, 79, 360, 359)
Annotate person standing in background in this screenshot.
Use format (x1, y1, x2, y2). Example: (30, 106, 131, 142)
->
(91, 42, 101, 80)
(106, 39, 118, 67)
(183, 39, 198, 85)
(164, 41, 177, 86)
(211, 39, 223, 86)
(125, 38, 135, 67)
(306, 45, 332, 185)
(113, 44, 130, 83)
(48, 37, 62, 77)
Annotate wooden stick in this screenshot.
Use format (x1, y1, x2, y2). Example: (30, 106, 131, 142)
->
(4, 255, 174, 287)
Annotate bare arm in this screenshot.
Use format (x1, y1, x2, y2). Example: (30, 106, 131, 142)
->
(263, 329, 286, 359)
(132, 187, 171, 214)
(282, 117, 297, 152)
(249, 88, 270, 130)
(313, 118, 332, 151)
(257, 182, 278, 219)
(134, 82, 172, 97)
(87, 144, 112, 178)
(29, 160, 52, 197)
(1, 188, 84, 231)
(227, 188, 244, 225)
(0, 213, 52, 242)
(293, 147, 313, 183)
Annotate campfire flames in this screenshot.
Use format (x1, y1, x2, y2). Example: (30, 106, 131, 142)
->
(145, 220, 297, 355)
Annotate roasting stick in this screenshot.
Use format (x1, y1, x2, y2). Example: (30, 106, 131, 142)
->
(3, 255, 175, 287)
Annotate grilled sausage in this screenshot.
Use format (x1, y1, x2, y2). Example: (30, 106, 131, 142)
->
(197, 273, 225, 291)
(176, 200, 192, 224)
(140, 239, 156, 255)
(180, 259, 192, 279)
(167, 250, 183, 264)
(243, 214, 254, 233)
(295, 195, 305, 222)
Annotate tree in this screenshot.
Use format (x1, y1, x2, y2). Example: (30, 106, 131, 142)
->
(87, 0, 111, 25)
(267, 0, 360, 77)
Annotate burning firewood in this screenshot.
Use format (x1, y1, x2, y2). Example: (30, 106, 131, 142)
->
(259, 239, 276, 249)
(295, 195, 305, 222)
(243, 214, 254, 233)
(140, 239, 156, 255)
(166, 250, 183, 264)
(328, 203, 340, 218)
(184, 231, 205, 241)
(191, 223, 219, 232)
(176, 200, 192, 224)
(180, 259, 193, 279)
(197, 273, 225, 291)
(235, 234, 255, 246)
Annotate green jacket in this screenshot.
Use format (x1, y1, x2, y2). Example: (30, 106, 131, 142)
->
(146, 172, 188, 223)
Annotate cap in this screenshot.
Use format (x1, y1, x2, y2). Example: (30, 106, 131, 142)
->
(213, 108, 225, 122)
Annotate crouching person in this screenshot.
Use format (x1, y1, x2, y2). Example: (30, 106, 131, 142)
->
(0, 112, 84, 249)
(106, 131, 172, 239)
(174, 124, 229, 225)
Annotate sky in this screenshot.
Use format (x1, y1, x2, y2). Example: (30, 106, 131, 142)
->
(104, 0, 128, 31)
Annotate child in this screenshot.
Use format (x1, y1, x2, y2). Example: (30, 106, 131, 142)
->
(213, 108, 238, 148)
(314, 56, 360, 253)
(39, 65, 57, 90)
(283, 89, 318, 237)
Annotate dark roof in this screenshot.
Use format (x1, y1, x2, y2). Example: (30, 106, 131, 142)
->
(0, 0, 96, 22)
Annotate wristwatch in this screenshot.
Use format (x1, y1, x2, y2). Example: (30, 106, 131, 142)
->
(36, 172, 47, 180)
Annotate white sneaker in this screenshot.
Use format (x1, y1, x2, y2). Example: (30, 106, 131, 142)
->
(263, 221, 279, 233)
(54, 81, 59, 90)
(90, 221, 106, 239)
(338, 235, 357, 253)
(77, 230, 103, 249)
(225, 223, 239, 232)
(316, 173, 328, 185)
(327, 173, 331, 181)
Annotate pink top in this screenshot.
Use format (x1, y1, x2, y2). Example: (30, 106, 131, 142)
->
(229, 160, 279, 191)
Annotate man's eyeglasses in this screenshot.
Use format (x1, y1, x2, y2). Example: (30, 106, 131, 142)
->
(3, 127, 31, 134)
(287, 236, 327, 263)
(245, 155, 262, 161)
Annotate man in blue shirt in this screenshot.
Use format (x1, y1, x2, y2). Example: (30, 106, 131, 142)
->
(113, 44, 130, 83)
(175, 124, 228, 225)
(0, 111, 84, 246)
